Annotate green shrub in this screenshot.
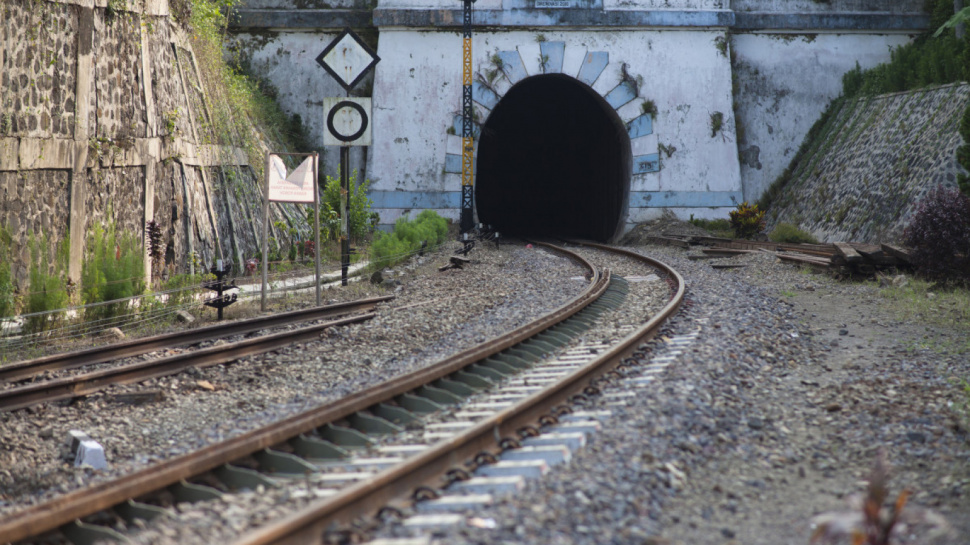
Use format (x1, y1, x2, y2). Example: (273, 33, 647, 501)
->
(769, 222, 819, 244)
(25, 235, 70, 333)
(0, 227, 14, 319)
(369, 211, 449, 270)
(370, 232, 413, 271)
(321, 169, 377, 243)
(903, 185, 970, 283)
(729, 201, 766, 239)
(416, 210, 448, 242)
(81, 224, 146, 322)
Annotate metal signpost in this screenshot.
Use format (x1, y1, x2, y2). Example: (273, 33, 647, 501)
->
(261, 152, 321, 312)
(317, 28, 380, 286)
(460, 0, 476, 233)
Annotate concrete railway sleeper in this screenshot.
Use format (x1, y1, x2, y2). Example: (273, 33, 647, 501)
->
(0, 241, 613, 545)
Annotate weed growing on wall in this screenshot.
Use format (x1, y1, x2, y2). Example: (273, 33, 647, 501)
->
(769, 222, 818, 244)
(187, 0, 307, 183)
(641, 100, 658, 119)
(81, 224, 146, 322)
(710, 111, 724, 137)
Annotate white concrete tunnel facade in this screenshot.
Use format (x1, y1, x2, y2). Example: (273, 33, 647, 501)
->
(369, 29, 743, 235)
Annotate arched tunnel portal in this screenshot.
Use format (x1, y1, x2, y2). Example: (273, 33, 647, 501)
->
(475, 74, 632, 242)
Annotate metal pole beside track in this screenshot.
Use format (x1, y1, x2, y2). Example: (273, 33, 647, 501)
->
(261, 153, 271, 312)
(314, 152, 322, 306)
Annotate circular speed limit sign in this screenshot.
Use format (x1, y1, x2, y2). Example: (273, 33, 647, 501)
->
(326, 100, 369, 143)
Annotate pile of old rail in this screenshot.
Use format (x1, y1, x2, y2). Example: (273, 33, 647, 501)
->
(0, 241, 606, 544)
(233, 241, 684, 545)
(648, 233, 912, 275)
(0, 296, 393, 412)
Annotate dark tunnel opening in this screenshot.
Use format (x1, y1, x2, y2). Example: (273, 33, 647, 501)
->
(475, 74, 632, 242)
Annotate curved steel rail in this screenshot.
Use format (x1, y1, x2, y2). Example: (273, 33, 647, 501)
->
(0, 242, 604, 544)
(0, 296, 395, 384)
(234, 242, 684, 545)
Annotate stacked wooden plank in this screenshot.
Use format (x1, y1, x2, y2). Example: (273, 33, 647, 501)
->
(652, 232, 913, 275)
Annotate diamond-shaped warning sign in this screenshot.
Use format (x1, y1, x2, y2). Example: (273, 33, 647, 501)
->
(316, 28, 380, 93)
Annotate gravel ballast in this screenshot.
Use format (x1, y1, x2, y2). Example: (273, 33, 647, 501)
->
(380, 244, 970, 545)
(0, 242, 588, 516)
(2, 239, 968, 545)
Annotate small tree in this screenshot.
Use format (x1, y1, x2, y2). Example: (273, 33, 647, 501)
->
(903, 185, 970, 283)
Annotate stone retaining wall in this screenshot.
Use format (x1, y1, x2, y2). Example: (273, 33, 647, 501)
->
(0, 0, 305, 295)
(767, 83, 969, 244)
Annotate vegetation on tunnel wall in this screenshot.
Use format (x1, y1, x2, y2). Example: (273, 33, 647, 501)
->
(758, 0, 970, 212)
(185, 0, 311, 186)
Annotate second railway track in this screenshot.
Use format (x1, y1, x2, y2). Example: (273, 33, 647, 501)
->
(0, 297, 394, 412)
(0, 241, 685, 545)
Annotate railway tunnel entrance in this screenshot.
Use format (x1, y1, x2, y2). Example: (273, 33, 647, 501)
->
(475, 74, 632, 242)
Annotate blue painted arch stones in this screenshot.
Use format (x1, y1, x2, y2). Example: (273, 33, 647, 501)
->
(444, 42, 659, 179)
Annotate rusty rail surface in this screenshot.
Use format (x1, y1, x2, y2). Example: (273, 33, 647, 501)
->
(0, 296, 394, 384)
(0, 313, 378, 412)
(233, 242, 684, 545)
(0, 242, 603, 544)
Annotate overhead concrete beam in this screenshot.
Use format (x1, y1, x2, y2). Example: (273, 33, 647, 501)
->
(371, 8, 735, 28)
(229, 7, 928, 32)
(230, 9, 373, 29)
(732, 12, 929, 32)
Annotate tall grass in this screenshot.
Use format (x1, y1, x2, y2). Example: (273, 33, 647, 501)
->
(25, 235, 70, 333)
(81, 224, 145, 322)
(0, 228, 14, 319)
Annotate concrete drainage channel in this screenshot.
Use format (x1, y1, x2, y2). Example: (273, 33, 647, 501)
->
(366, 316, 706, 545)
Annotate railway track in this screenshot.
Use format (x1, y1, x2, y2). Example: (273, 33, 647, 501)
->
(0, 241, 684, 545)
(0, 297, 392, 412)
